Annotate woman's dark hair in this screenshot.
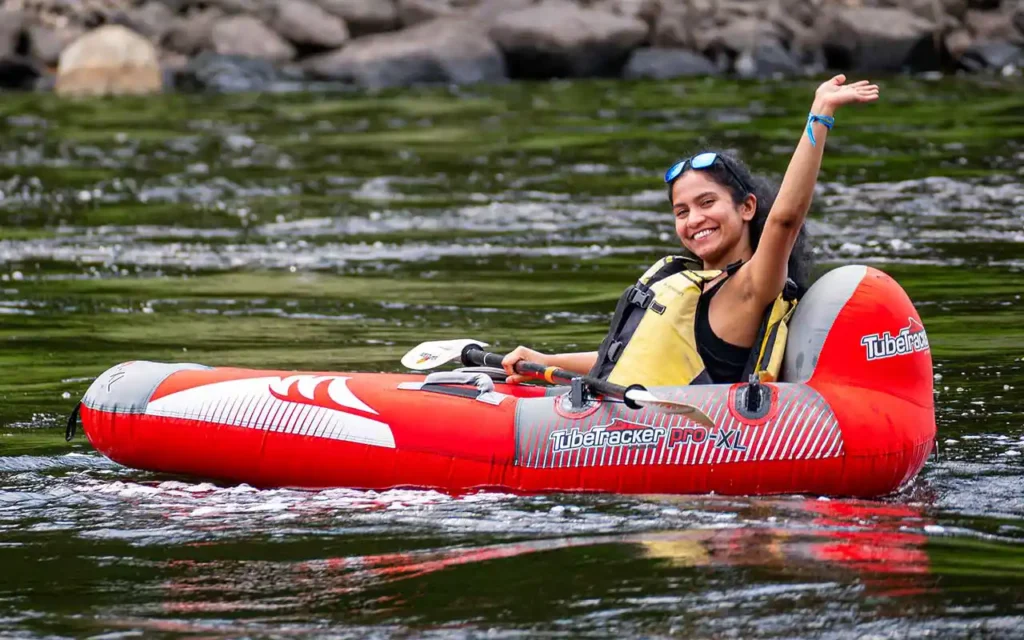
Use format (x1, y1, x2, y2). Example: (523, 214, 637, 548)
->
(667, 150, 813, 293)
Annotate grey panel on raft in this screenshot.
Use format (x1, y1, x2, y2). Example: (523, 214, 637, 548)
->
(782, 265, 867, 383)
(514, 383, 842, 469)
(82, 361, 210, 413)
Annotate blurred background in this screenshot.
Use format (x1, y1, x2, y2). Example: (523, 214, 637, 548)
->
(0, 0, 1020, 94)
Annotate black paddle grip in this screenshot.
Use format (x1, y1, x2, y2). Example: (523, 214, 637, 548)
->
(461, 343, 504, 368)
(461, 345, 569, 380)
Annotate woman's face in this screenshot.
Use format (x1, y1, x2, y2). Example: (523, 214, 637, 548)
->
(670, 170, 755, 264)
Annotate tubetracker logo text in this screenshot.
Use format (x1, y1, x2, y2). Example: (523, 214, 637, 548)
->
(860, 317, 929, 361)
(548, 423, 731, 454)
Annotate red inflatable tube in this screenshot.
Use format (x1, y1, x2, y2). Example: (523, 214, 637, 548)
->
(79, 266, 935, 497)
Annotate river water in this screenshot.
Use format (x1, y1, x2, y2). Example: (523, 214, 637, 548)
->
(1, 77, 1023, 638)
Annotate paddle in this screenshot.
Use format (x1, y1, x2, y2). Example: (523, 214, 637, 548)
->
(402, 339, 715, 428)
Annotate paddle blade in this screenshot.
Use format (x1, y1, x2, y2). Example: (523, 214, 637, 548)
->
(624, 389, 716, 428)
(401, 339, 489, 371)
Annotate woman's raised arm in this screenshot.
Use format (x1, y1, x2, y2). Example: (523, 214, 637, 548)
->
(746, 74, 879, 303)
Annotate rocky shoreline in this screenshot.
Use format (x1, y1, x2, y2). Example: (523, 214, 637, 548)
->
(1, 0, 1022, 95)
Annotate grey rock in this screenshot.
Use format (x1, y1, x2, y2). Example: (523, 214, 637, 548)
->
(652, 4, 696, 49)
(965, 9, 1023, 44)
(623, 47, 717, 79)
(316, 0, 398, 36)
(273, 0, 350, 49)
(896, 0, 960, 22)
(772, 11, 825, 62)
(695, 17, 781, 55)
(152, 0, 189, 13)
(211, 14, 296, 62)
(471, 0, 536, 24)
(196, 0, 269, 13)
(591, 0, 661, 27)
(0, 10, 27, 59)
(734, 41, 802, 79)
(175, 51, 284, 92)
(960, 40, 1024, 72)
(489, 0, 648, 78)
(938, 0, 969, 21)
(163, 9, 224, 55)
(766, 0, 817, 28)
(28, 23, 85, 67)
(118, 1, 177, 41)
(819, 6, 939, 72)
(304, 17, 505, 88)
(397, 0, 464, 27)
(651, 1, 723, 51)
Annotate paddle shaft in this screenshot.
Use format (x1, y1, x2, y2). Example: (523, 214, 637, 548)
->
(461, 345, 643, 408)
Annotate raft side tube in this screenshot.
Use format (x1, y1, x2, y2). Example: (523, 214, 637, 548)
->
(82, 361, 211, 414)
(784, 265, 935, 481)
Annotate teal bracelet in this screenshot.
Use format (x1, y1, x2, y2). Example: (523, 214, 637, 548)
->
(806, 112, 834, 147)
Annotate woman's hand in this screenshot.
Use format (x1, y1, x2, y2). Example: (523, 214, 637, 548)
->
(812, 74, 879, 115)
(501, 346, 549, 384)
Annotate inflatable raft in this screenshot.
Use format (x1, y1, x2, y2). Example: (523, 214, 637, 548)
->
(76, 265, 936, 497)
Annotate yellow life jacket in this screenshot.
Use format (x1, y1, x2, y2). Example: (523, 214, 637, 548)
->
(589, 256, 799, 387)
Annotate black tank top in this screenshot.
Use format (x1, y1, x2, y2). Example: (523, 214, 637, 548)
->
(695, 279, 750, 384)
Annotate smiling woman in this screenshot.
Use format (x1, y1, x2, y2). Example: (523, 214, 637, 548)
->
(503, 74, 880, 386)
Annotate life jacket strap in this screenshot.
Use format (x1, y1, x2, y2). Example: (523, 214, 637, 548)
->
(607, 341, 625, 362)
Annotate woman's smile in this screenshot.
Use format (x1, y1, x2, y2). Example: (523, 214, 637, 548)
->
(690, 227, 718, 241)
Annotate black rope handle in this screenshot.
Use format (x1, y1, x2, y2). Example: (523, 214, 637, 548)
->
(65, 403, 81, 442)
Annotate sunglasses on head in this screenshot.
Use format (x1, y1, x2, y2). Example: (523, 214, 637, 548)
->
(664, 152, 750, 194)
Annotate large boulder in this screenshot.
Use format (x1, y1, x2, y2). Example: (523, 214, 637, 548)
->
(163, 8, 224, 55)
(471, 0, 535, 23)
(818, 7, 939, 72)
(317, 0, 399, 36)
(211, 14, 296, 62)
(304, 17, 505, 88)
(651, 1, 724, 51)
(28, 23, 86, 67)
(198, 0, 267, 11)
(117, 1, 177, 41)
(734, 41, 803, 79)
(55, 25, 163, 96)
(652, 3, 698, 50)
(395, 0, 531, 28)
(591, 0, 662, 27)
(964, 8, 1024, 45)
(960, 41, 1024, 72)
(694, 17, 782, 54)
(622, 47, 718, 79)
(273, 0, 350, 49)
(489, 0, 648, 78)
(0, 10, 27, 59)
(397, 0, 465, 27)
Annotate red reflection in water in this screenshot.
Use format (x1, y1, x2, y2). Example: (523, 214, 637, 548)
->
(156, 497, 934, 616)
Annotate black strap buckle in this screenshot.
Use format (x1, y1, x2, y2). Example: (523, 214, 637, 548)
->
(627, 287, 654, 309)
(607, 341, 624, 362)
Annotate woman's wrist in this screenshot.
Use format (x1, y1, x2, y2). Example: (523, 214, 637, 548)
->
(810, 99, 836, 117)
